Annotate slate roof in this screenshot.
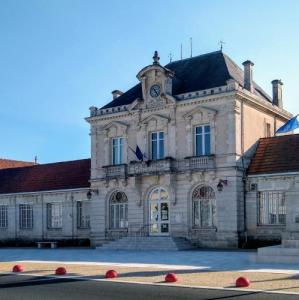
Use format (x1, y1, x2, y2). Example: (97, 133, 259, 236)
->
(248, 134, 299, 175)
(0, 159, 90, 194)
(102, 51, 271, 109)
(0, 159, 35, 170)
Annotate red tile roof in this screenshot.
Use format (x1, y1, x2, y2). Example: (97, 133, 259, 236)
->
(248, 134, 299, 175)
(0, 159, 90, 194)
(0, 159, 35, 169)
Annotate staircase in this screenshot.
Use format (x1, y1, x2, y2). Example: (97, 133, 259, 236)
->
(255, 239, 299, 264)
(97, 236, 194, 251)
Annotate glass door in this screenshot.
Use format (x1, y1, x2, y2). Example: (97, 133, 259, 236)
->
(149, 188, 170, 235)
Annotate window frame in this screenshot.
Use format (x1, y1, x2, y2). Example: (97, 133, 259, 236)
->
(192, 186, 216, 228)
(258, 191, 286, 226)
(19, 204, 33, 230)
(265, 123, 271, 137)
(194, 124, 211, 156)
(109, 191, 128, 230)
(47, 203, 63, 229)
(150, 131, 164, 160)
(77, 201, 90, 229)
(0, 205, 8, 229)
(112, 137, 124, 165)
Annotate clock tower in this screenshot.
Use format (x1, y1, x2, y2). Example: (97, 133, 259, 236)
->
(137, 51, 175, 109)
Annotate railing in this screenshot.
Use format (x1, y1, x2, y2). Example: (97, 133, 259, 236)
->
(102, 164, 127, 179)
(174, 156, 215, 172)
(128, 159, 172, 176)
(101, 156, 215, 179)
(105, 228, 128, 240)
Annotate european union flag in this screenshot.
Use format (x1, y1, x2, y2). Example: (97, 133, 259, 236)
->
(276, 115, 299, 134)
(129, 145, 148, 162)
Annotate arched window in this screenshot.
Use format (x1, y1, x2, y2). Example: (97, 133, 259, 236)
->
(192, 186, 215, 228)
(110, 191, 128, 229)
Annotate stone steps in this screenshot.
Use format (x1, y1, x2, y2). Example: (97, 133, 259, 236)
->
(97, 236, 194, 251)
(282, 239, 299, 248)
(255, 240, 299, 264)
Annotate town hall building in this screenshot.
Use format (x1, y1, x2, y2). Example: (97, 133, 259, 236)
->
(0, 50, 298, 250)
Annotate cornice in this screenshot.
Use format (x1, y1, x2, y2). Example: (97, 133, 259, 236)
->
(235, 91, 292, 121)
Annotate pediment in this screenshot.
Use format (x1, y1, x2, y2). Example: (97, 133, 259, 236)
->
(137, 64, 174, 81)
(127, 98, 143, 111)
(103, 121, 129, 137)
(183, 106, 217, 120)
(140, 113, 170, 125)
(103, 121, 128, 131)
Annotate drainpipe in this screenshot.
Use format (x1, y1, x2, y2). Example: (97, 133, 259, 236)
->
(241, 100, 248, 246)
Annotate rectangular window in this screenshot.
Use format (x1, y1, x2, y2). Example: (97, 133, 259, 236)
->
(0, 205, 8, 228)
(151, 131, 164, 160)
(19, 204, 33, 229)
(77, 201, 90, 229)
(112, 137, 124, 165)
(265, 123, 271, 137)
(258, 191, 286, 225)
(195, 125, 211, 156)
(47, 203, 62, 229)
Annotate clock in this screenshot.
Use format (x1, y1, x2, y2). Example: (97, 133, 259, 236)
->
(150, 84, 161, 98)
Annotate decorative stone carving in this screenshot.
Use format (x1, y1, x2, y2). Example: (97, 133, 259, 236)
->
(103, 121, 129, 138)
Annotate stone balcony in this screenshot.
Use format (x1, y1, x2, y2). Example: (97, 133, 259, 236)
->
(101, 156, 215, 179)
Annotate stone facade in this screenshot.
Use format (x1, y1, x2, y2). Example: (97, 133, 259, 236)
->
(0, 189, 90, 245)
(0, 51, 294, 249)
(86, 51, 291, 248)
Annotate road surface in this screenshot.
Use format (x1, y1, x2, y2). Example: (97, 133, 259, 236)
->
(0, 274, 298, 300)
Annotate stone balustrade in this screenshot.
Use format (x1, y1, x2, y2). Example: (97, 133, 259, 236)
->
(102, 164, 127, 179)
(101, 156, 215, 179)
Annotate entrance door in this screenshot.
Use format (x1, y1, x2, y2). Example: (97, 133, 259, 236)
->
(149, 187, 170, 235)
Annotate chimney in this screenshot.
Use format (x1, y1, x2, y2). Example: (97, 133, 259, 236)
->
(271, 79, 283, 108)
(112, 90, 123, 100)
(242, 60, 254, 92)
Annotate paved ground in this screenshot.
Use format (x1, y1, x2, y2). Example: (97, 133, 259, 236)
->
(0, 274, 298, 300)
(2, 248, 299, 296)
(1, 248, 299, 273)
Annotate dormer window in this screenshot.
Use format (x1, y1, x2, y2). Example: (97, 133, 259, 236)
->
(112, 137, 124, 165)
(194, 125, 211, 156)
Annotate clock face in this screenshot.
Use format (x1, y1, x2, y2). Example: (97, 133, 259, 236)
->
(150, 84, 161, 98)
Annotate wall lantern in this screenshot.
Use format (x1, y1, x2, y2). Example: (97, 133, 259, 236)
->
(86, 189, 99, 200)
(217, 180, 228, 192)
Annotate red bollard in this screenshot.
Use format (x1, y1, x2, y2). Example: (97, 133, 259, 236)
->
(105, 270, 118, 279)
(165, 273, 178, 283)
(55, 267, 67, 275)
(12, 264, 24, 273)
(236, 276, 250, 287)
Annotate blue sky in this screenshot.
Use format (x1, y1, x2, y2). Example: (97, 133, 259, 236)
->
(1, 0, 298, 163)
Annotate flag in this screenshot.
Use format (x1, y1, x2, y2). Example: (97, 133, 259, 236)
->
(129, 145, 148, 162)
(276, 115, 299, 134)
(135, 145, 144, 161)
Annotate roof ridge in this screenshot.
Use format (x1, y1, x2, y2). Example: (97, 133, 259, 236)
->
(165, 50, 222, 66)
(259, 133, 299, 140)
(0, 158, 91, 171)
(0, 158, 34, 163)
(28, 158, 91, 167)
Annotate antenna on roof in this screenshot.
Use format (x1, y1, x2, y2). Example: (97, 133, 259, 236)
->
(219, 40, 225, 51)
(168, 52, 172, 63)
(180, 43, 183, 60)
(190, 37, 193, 58)
(34, 155, 38, 164)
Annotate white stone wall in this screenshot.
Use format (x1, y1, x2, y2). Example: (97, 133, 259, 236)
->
(86, 70, 291, 248)
(246, 174, 299, 243)
(0, 189, 91, 244)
